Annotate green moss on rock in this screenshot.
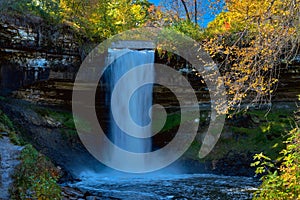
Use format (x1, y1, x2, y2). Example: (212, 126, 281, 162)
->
(186, 108, 295, 161)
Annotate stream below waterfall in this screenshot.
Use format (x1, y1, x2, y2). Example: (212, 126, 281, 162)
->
(67, 46, 260, 200)
(66, 173, 260, 200)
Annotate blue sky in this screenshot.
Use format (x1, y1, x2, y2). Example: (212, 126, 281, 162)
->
(149, 0, 160, 4)
(148, 0, 222, 27)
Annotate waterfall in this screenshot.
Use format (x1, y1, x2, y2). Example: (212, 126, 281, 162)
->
(105, 49, 155, 154)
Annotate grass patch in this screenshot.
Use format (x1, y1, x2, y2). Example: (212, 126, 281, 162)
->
(61, 129, 78, 139)
(7, 131, 23, 145)
(152, 109, 207, 133)
(0, 109, 15, 132)
(185, 140, 202, 160)
(35, 108, 75, 129)
(34, 107, 92, 139)
(0, 96, 8, 101)
(10, 144, 62, 200)
(0, 109, 24, 145)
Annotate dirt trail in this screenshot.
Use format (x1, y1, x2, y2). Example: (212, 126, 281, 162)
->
(0, 133, 23, 200)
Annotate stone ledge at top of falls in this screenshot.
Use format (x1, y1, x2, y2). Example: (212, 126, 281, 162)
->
(111, 40, 155, 49)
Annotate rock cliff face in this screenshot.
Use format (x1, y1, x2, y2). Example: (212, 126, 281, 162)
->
(0, 14, 81, 96)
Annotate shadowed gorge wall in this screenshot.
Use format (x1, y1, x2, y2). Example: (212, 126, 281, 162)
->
(0, 14, 81, 96)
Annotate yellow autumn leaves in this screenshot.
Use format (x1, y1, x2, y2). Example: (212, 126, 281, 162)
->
(202, 0, 300, 111)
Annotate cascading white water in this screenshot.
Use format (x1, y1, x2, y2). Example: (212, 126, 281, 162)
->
(106, 49, 155, 154)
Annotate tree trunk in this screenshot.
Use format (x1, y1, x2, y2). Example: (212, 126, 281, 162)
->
(194, 0, 198, 25)
(180, 0, 191, 21)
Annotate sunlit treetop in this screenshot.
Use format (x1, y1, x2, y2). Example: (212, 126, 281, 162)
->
(58, 0, 153, 40)
(204, 0, 300, 111)
(208, 0, 300, 34)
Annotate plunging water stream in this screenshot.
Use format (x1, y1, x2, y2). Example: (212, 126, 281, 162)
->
(105, 49, 154, 153)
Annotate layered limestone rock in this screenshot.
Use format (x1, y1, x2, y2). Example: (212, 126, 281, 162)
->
(0, 14, 81, 96)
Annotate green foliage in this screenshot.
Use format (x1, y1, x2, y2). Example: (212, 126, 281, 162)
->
(164, 107, 288, 162)
(170, 20, 204, 41)
(11, 144, 62, 200)
(8, 131, 22, 146)
(2, 0, 153, 41)
(35, 107, 78, 140)
(185, 140, 202, 160)
(35, 108, 75, 129)
(252, 127, 300, 200)
(2, 0, 62, 23)
(201, 108, 294, 161)
(48, 111, 74, 130)
(206, 11, 253, 35)
(152, 109, 205, 133)
(0, 109, 14, 132)
(0, 96, 7, 101)
(203, 0, 300, 111)
(34, 107, 91, 138)
(0, 109, 24, 145)
(59, 0, 152, 41)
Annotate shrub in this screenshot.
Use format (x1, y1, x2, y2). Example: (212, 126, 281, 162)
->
(0, 109, 14, 132)
(251, 127, 300, 199)
(10, 144, 62, 200)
